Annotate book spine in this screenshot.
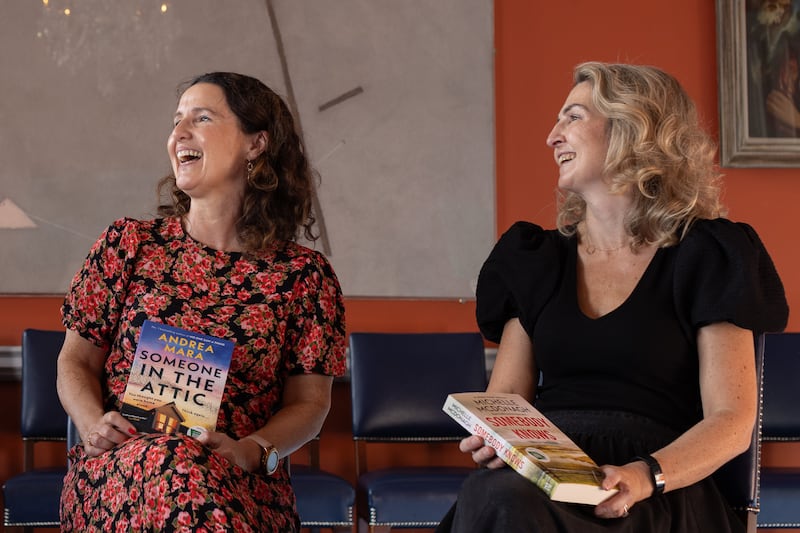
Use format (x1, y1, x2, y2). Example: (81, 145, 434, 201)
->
(443, 396, 559, 498)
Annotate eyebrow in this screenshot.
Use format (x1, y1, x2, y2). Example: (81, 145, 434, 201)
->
(558, 103, 589, 118)
(173, 106, 219, 120)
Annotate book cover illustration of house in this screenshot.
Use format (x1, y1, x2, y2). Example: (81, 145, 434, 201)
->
(443, 392, 617, 505)
(120, 320, 234, 435)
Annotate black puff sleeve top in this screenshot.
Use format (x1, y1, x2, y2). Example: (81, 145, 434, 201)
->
(476, 219, 789, 430)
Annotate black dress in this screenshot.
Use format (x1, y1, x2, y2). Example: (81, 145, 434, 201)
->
(438, 218, 788, 533)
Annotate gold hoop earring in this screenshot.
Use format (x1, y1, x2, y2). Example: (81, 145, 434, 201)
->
(246, 160, 255, 185)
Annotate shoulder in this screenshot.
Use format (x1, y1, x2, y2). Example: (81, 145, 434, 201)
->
(681, 218, 765, 252)
(497, 221, 564, 249)
(674, 218, 788, 333)
(482, 221, 569, 283)
(486, 221, 566, 266)
(102, 216, 168, 238)
(676, 218, 781, 281)
(278, 241, 335, 270)
(98, 217, 169, 254)
(476, 222, 569, 342)
(269, 241, 342, 290)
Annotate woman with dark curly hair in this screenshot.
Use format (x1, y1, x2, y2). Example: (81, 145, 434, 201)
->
(437, 62, 788, 532)
(57, 72, 345, 532)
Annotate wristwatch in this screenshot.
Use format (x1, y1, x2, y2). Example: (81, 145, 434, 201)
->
(245, 435, 280, 476)
(635, 454, 666, 494)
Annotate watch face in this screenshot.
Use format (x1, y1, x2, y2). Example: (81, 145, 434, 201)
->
(266, 447, 280, 474)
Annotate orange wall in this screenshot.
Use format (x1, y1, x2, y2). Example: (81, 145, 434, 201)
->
(494, 1, 798, 331)
(0, 1, 798, 530)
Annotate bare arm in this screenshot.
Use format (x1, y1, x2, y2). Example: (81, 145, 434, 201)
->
(650, 322, 756, 486)
(596, 321, 756, 518)
(461, 318, 537, 467)
(56, 329, 137, 456)
(486, 318, 537, 398)
(197, 372, 333, 472)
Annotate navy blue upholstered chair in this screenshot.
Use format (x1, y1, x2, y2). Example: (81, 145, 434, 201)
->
(3, 329, 68, 532)
(757, 332, 800, 529)
(712, 333, 766, 533)
(349, 332, 487, 531)
(291, 437, 354, 532)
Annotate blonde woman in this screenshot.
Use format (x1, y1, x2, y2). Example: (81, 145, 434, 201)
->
(438, 62, 788, 533)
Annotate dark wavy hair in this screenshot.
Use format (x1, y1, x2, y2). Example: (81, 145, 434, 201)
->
(556, 62, 725, 248)
(157, 72, 317, 252)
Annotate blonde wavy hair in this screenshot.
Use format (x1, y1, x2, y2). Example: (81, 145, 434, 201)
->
(556, 62, 725, 248)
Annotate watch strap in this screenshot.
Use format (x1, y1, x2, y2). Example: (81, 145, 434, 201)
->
(243, 433, 271, 450)
(634, 454, 665, 494)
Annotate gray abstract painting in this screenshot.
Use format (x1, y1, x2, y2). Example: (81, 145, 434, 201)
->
(0, 0, 495, 298)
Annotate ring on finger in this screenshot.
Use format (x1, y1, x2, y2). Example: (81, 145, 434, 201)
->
(87, 432, 96, 447)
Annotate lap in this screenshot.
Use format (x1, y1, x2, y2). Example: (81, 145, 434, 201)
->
(61, 433, 298, 532)
(438, 467, 744, 533)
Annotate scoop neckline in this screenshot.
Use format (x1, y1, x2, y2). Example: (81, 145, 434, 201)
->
(569, 239, 663, 321)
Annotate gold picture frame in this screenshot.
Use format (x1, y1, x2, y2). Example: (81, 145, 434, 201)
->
(717, 0, 800, 167)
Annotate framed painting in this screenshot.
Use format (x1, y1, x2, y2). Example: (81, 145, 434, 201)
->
(717, 0, 800, 167)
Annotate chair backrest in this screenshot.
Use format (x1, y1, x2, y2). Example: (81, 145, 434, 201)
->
(349, 332, 487, 441)
(761, 332, 800, 442)
(20, 328, 68, 469)
(712, 333, 765, 528)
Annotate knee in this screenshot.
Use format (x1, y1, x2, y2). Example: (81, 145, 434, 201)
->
(451, 468, 542, 531)
(459, 468, 537, 505)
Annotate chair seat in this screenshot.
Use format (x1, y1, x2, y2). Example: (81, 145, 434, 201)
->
(358, 466, 474, 526)
(291, 464, 354, 526)
(758, 467, 800, 528)
(3, 467, 66, 526)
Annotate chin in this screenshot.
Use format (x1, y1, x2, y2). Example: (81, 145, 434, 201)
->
(557, 173, 576, 192)
(174, 176, 196, 193)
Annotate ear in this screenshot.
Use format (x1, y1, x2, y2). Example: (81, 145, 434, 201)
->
(246, 131, 269, 160)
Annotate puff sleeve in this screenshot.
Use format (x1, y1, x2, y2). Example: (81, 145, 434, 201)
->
(475, 222, 568, 342)
(674, 218, 788, 334)
(62, 218, 143, 348)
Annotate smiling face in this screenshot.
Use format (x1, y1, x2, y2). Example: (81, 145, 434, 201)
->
(545, 81, 610, 195)
(167, 82, 263, 201)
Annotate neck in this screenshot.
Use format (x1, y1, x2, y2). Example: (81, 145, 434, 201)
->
(580, 220, 632, 255)
(183, 209, 242, 252)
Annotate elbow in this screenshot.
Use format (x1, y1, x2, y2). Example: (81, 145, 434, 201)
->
(302, 396, 332, 437)
(732, 432, 752, 457)
(731, 414, 757, 456)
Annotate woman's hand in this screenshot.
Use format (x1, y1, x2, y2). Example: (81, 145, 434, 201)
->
(459, 435, 505, 469)
(766, 90, 800, 133)
(195, 430, 261, 472)
(592, 460, 654, 519)
(82, 411, 137, 458)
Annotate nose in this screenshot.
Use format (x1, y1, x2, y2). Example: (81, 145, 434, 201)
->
(170, 120, 191, 143)
(546, 122, 563, 147)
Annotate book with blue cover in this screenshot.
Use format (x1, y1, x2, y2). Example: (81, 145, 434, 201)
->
(120, 319, 234, 435)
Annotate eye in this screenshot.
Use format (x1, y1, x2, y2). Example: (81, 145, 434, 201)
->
(196, 115, 211, 123)
(568, 113, 582, 122)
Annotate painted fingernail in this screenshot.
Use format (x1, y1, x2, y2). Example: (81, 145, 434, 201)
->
(128, 428, 137, 435)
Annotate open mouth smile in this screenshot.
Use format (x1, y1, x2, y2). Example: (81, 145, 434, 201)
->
(177, 149, 202, 164)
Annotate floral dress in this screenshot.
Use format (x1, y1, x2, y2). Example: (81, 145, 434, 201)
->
(60, 217, 346, 532)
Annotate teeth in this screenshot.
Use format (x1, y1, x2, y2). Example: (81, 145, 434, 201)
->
(177, 149, 201, 163)
(558, 153, 575, 164)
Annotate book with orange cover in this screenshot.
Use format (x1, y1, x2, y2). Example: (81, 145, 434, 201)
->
(443, 392, 617, 505)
